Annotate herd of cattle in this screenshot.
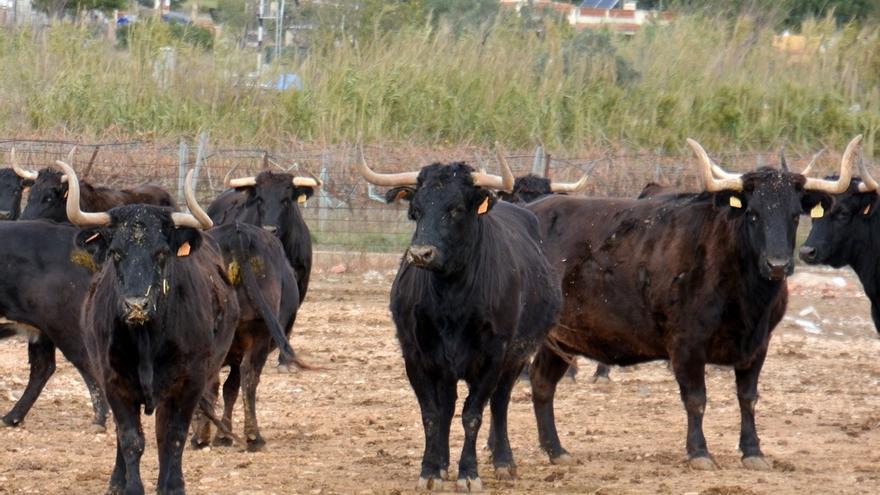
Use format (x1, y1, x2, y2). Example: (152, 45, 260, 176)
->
(0, 135, 875, 493)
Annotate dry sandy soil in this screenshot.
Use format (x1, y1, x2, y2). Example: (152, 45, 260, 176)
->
(1, 266, 879, 495)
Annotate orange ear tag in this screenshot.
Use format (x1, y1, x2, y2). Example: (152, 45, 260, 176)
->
(863, 204, 871, 216)
(177, 241, 191, 257)
(297, 194, 307, 204)
(477, 196, 490, 215)
(85, 232, 100, 244)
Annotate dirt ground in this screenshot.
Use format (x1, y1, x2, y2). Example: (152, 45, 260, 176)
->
(1, 266, 879, 495)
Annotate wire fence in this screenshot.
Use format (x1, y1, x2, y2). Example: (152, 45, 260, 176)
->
(0, 138, 853, 253)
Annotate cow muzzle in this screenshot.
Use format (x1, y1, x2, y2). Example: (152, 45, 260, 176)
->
(262, 225, 278, 234)
(0, 210, 11, 220)
(123, 297, 151, 325)
(798, 245, 818, 264)
(763, 257, 793, 281)
(407, 245, 438, 268)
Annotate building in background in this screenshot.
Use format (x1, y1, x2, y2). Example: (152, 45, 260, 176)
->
(500, 0, 673, 35)
(0, 0, 33, 25)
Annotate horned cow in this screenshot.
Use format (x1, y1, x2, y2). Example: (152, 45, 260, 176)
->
(524, 136, 860, 469)
(359, 153, 562, 491)
(60, 160, 240, 495)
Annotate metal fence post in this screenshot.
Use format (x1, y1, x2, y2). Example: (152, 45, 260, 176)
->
(532, 145, 543, 175)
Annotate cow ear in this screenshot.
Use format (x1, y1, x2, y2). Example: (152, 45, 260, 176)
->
(75, 228, 111, 264)
(293, 186, 314, 204)
(472, 188, 497, 216)
(170, 228, 203, 257)
(714, 191, 747, 214)
(856, 194, 880, 218)
(385, 187, 415, 204)
(800, 191, 832, 218)
(496, 191, 513, 202)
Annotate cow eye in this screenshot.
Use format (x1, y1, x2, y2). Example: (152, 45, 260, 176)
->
(410, 207, 422, 220)
(448, 206, 464, 218)
(747, 211, 758, 223)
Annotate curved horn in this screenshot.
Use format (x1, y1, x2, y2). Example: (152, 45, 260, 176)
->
(779, 146, 789, 172)
(477, 142, 515, 192)
(54, 159, 110, 226)
(292, 176, 321, 188)
(686, 138, 743, 192)
(224, 164, 257, 189)
(550, 172, 590, 193)
(10, 148, 38, 180)
(800, 149, 825, 177)
(59, 147, 76, 183)
(356, 145, 419, 187)
(171, 170, 213, 230)
(804, 135, 861, 194)
(857, 155, 878, 193)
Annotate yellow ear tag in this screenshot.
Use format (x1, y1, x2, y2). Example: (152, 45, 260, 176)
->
(863, 204, 871, 216)
(728, 196, 742, 209)
(810, 203, 824, 219)
(176, 241, 191, 257)
(477, 196, 490, 215)
(297, 194, 307, 204)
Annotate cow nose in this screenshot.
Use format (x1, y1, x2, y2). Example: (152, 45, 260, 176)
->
(765, 258, 791, 280)
(799, 245, 817, 263)
(124, 297, 149, 312)
(262, 225, 278, 233)
(0, 210, 10, 220)
(407, 245, 437, 266)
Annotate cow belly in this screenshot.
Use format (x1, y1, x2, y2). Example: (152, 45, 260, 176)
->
(0, 317, 42, 343)
(549, 315, 667, 366)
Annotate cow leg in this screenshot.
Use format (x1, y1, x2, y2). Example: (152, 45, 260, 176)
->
(736, 347, 770, 470)
(157, 382, 201, 495)
(436, 377, 456, 481)
(457, 367, 501, 492)
(405, 360, 448, 491)
(529, 344, 575, 464)
(106, 393, 145, 495)
(591, 363, 611, 383)
(212, 364, 240, 447)
(488, 363, 523, 480)
(189, 375, 219, 449)
(2, 339, 55, 427)
(671, 356, 714, 469)
(241, 340, 272, 452)
(76, 367, 109, 431)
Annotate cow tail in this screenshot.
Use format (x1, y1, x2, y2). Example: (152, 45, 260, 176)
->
(236, 231, 311, 371)
(135, 329, 155, 415)
(198, 397, 244, 445)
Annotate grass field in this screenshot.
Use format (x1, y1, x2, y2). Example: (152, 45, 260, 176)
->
(0, 13, 877, 155)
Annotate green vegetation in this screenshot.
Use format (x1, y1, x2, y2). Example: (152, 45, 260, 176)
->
(0, 11, 878, 154)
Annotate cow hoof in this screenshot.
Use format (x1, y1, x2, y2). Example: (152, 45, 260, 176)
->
(104, 482, 124, 495)
(456, 476, 483, 492)
(212, 435, 234, 447)
(417, 476, 443, 491)
(494, 465, 516, 480)
(688, 456, 717, 470)
(190, 438, 211, 450)
(742, 456, 771, 471)
(246, 436, 266, 452)
(550, 453, 577, 465)
(89, 423, 107, 434)
(441, 469, 449, 481)
(591, 375, 611, 384)
(2, 415, 22, 427)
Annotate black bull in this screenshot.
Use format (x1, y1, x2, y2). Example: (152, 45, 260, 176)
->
(0, 221, 109, 428)
(365, 160, 562, 491)
(0, 168, 31, 220)
(75, 204, 239, 494)
(525, 156, 850, 469)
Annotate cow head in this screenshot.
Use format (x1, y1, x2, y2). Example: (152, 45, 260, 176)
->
(0, 149, 37, 220)
(58, 160, 212, 326)
(19, 148, 79, 222)
(799, 156, 878, 268)
(223, 170, 320, 236)
(498, 172, 589, 204)
(357, 147, 514, 275)
(687, 136, 860, 281)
